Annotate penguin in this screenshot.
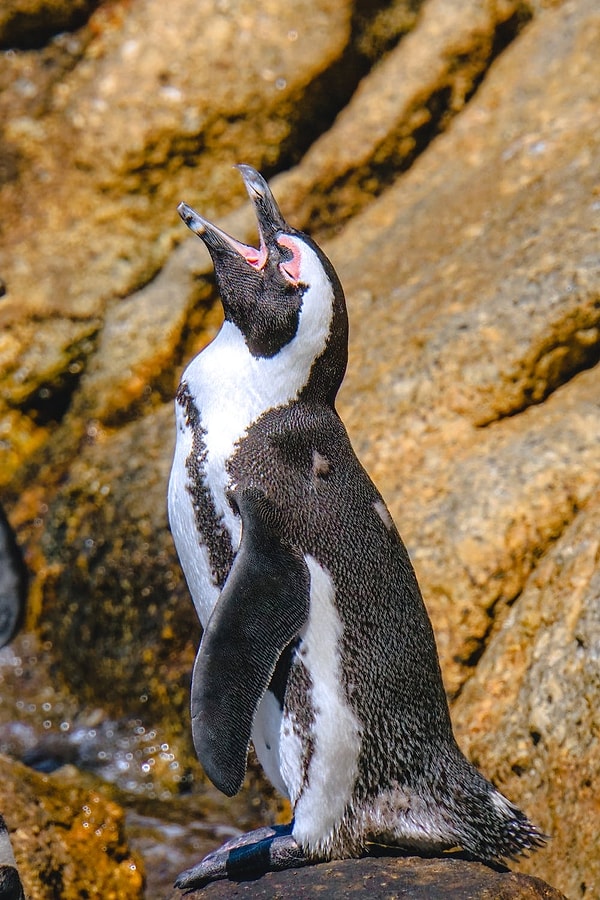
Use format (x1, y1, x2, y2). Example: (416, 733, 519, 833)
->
(0, 503, 27, 650)
(0, 815, 24, 900)
(168, 165, 544, 889)
(0, 506, 26, 899)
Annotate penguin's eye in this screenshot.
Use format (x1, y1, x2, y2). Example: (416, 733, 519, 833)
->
(277, 236, 302, 284)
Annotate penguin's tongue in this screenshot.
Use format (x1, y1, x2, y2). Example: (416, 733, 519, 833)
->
(177, 201, 268, 270)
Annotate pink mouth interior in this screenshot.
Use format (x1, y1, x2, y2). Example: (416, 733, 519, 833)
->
(229, 236, 268, 270)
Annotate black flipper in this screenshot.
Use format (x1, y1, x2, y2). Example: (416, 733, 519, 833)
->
(191, 488, 310, 796)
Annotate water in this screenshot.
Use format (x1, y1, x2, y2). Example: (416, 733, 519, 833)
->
(0, 633, 278, 897)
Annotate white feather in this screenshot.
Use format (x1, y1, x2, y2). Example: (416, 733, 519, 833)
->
(251, 690, 288, 797)
(168, 404, 219, 622)
(288, 557, 362, 852)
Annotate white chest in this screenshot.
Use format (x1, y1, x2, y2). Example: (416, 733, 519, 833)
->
(168, 266, 334, 617)
(282, 557, 362, 851)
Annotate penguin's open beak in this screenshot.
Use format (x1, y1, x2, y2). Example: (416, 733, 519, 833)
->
(177, 200, 268, 269)
(177, 165, 289, 270)
(235, 164, 288, 245)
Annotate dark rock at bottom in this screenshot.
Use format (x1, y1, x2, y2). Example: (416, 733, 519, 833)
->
(167, 854, 566, 899)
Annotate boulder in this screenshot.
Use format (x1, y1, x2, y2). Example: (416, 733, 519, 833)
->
(37, 407, 197, 727)
(331, 0, 600, 695)
(453, 488, 600, 900)
(164, 855, 566, 900)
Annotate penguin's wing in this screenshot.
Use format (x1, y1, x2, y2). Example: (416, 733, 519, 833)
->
(191, 487, 310, 797)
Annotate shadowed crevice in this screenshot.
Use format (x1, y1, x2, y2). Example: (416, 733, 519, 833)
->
(475, 308, 600, 428)
(0, 0, 103, 51)
(282, 3, 535, 242)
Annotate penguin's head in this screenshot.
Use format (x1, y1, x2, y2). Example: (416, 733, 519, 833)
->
(178, 165, 348, 405)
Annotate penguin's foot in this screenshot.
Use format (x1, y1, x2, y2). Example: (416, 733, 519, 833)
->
(174, 822, 311, 890)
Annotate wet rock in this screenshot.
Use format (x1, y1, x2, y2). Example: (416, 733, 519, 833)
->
(0, 754, 143, 899)
(38, 408, 197, 727)
(164, 855, 566, 900)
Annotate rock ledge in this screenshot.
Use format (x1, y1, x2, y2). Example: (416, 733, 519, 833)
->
(167, 855, 566, 899)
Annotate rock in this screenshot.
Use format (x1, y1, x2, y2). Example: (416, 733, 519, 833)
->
(0, 0, 355, 485)
(334, 0, 600, 428)
(0, 754, 143, 899)
(164, 855, 566, 900)
(38, 407, 197, 728)
(66, 240, 222, 427)
(0, 0, 539, 478)
(452, 487, 600, 900)
(0, 0, 354, 315)
(270, 0, 536, 239)
(29, 0, 598, 719)
(381, 366, 600, 682)
(0, 1, 100, 51)
(62, 0, 537, 428)
(331, 0, 600, 694)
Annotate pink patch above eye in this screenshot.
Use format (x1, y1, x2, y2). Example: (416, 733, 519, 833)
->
(277, 235, 302, 283)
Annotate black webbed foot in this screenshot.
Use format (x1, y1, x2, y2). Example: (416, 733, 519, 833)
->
(174, 822, 310, 891)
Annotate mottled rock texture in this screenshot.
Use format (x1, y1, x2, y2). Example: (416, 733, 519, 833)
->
(0, 0, 598, 896)
(0, 755, 142, 899)
(164, 855, 567, 900)
(453, 488, 600, 900)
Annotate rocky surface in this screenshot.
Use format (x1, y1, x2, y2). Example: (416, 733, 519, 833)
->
(0, 0, 598, 896)
(453, 487, 600, 900)
(0, 755, 142, 899)
(164, 855, 567, 900)
(0, 0, 356, 490)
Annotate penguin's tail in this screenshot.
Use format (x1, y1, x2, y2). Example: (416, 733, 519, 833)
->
(442, 756, 547, 864)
